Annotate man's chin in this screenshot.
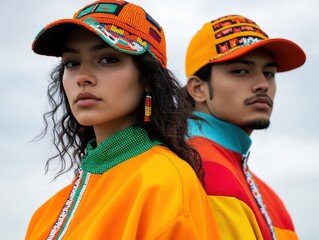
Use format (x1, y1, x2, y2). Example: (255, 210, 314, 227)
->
(243, 118, 270, 130)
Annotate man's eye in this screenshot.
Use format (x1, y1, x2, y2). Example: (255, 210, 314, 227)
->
(232, 69, 248, 75)
(264, 72, 276, 78)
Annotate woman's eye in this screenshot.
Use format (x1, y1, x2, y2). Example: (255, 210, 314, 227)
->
(63, 60, 79, 68)
(100, 57, 119, 64)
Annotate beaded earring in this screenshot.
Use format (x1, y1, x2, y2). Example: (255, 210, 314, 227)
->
(144, 92, 152, 122)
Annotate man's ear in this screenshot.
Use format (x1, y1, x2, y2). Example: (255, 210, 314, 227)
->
(186, 76, 208, 103)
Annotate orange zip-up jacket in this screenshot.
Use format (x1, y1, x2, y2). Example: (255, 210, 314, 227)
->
(26, 127, 219, 240)
(187, 112, 297, 240)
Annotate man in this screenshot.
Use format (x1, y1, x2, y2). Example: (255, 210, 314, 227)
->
(185, 15, 306, 240)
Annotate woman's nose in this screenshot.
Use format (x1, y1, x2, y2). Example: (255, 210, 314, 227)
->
(76, 65, 96, 87)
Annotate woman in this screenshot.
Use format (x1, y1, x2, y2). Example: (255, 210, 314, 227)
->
(26, 1, 219, 239)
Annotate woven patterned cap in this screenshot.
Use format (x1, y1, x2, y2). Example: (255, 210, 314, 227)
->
(33, 0, 167, 67)
(185, 15, 306, 76)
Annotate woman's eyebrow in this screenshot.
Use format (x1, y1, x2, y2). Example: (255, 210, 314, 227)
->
(62, 43, 110, 54)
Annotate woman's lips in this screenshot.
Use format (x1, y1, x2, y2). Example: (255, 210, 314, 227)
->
(75, 92, 102, 107)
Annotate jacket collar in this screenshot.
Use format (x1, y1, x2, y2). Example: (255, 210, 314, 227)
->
(187, 111, 251, 155)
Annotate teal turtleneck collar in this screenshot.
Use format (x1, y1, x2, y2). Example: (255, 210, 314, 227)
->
(187, 111, 252, 155)
(81, 126, 162, 174)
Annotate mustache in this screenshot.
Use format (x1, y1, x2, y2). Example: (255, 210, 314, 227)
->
(244, 93, 274, 107)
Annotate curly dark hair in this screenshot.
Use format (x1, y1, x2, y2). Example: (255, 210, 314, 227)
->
(39, 53, 204, 181)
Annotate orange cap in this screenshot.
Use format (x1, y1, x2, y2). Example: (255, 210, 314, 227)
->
(32, 0, 167, 67)
(185, 15, 306, 77)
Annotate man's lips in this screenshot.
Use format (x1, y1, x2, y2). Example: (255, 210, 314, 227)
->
(75, 92, 102, 105)
(244, 94, 273, 108)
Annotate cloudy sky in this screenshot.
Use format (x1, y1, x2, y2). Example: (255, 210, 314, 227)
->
(1, 0, 318, 239)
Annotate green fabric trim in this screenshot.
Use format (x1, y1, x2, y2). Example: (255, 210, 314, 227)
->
(81, 127, 162, 174)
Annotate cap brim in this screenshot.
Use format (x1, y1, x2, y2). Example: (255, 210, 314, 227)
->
(32, 18, 147, 57)
(211, 38, 306, 72)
